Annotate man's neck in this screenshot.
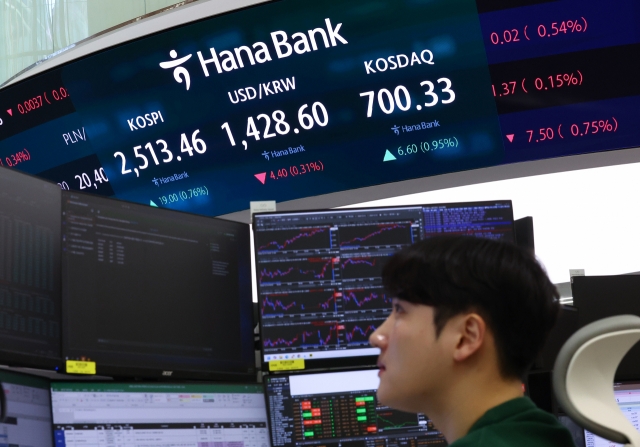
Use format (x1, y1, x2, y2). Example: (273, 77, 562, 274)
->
(425, 373, 524, 444)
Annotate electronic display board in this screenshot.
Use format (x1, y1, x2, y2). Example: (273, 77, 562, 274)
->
(0, 0, 639, 217)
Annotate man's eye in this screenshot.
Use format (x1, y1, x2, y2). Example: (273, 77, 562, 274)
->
(393, 303, 403, 313)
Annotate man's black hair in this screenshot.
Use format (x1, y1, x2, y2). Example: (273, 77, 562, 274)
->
(382, 235, 559, 379)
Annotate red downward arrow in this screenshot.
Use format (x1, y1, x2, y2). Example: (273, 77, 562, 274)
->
(6, 109, 12, 117)
(506, 134, 514, 143)
(255, 173, 267, 184)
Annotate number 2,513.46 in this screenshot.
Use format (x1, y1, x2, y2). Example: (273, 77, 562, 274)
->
(113, 129, 206, 177)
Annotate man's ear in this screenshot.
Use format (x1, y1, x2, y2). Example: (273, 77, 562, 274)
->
(452, 313, 486, 363)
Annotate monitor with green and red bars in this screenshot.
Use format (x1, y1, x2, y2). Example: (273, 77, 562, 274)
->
(264, 369, 447, 447)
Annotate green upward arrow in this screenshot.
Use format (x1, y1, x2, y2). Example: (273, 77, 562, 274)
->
(150, 200, 159, 207)
(383, 150, 397, 162)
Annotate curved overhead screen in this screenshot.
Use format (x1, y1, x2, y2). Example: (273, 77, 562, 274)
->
(0, 0, 639, 217)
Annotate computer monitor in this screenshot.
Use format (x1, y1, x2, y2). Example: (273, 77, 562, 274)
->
(514, 216, 535, 255)
(583, 382, 640, 447)
(0, 369, 53, 447)
(557, 415, 585, 447)
(61, 191, 254, 379)
(572, 275, 640, 381)
(0, 166, 62, 368)
(532, 305, 579, 372)
(253, 201, 515, 370)
(264, 369, 447, 447)
(51, 381, 269, 446)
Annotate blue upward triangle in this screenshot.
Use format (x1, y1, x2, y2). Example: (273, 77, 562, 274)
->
(383, 150, 397, 162)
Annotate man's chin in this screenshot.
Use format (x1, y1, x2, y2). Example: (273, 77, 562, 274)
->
(375, 382, 391, 405)
(376, 384, 402, 409)
(376, 386, 420, 413)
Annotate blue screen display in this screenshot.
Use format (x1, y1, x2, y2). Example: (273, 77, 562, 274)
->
(0, 0, 638, 216)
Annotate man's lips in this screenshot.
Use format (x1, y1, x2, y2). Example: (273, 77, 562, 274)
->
(377, 360, 386, 372)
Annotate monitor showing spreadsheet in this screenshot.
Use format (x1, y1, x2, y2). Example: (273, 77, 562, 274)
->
(0, 369, 53, 447)
(264, 369, 446, 447)
(50, 382, 269, 447)
(584, 382, 640, 447)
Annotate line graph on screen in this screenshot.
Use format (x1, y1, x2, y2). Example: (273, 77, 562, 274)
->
(339, 223, 413, 249)
(343, 289, 392, 312)
(344, 320, 386, 344)
(261, 290, 338, 316)
(376, 408, 421, 431)
(257, 227, 331, 253)
(340, 256, 387, 280)
(263, 323, 340, 349)
(259, 258, 336, 284)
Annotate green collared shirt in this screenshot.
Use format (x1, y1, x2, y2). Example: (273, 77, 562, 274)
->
(449, 397, 576, 447)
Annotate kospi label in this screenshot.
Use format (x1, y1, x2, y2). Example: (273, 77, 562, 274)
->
(127, 110, 166, 132)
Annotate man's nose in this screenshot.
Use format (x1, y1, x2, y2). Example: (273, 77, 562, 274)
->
(369, 317, 390, 349)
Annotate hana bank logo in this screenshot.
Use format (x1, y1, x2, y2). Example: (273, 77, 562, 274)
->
(159, 50, 192, 91)
(158, 18, 349, 92)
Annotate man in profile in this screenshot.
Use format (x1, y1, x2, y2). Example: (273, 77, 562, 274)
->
(369, 236, 575, 447)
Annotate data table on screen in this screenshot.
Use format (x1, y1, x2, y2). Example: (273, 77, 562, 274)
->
(584, 384, 640, 447)
(265, 370, 447, 447)
(0, 371, 53, 447)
